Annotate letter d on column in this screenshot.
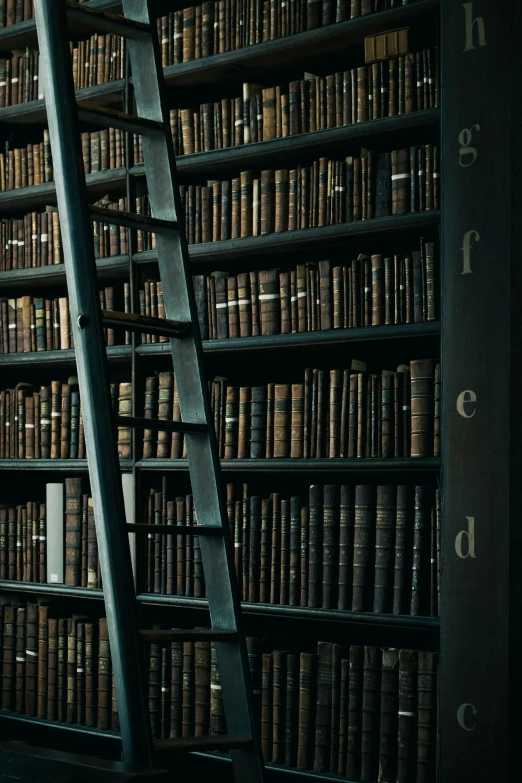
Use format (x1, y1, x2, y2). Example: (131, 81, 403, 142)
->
(455, 516, 476, 559)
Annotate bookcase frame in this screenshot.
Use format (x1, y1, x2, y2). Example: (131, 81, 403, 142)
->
(0, 1, 465, 781)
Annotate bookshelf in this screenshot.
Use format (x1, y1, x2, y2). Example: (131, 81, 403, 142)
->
(0, 0, 464, 781)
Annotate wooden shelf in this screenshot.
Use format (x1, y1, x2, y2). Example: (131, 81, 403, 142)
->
(0, 0, 122, 51)
(0, 581, 103, 600)
(0, 344, 132, 368)
(0, 255, 130, 290)
(136, 457, 441, 472)
(136, 321, 440, 358)
(161, 0, 440, 88)
(130, 110, 440, 177)
(0, 712, 118, 741)
(0, 459, 133, 471)
(0, 81, 125, 126)
(0, 168, 127, 213)
(134, 212, 441, 266)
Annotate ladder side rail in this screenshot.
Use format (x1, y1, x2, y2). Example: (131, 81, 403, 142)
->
(33, 0, 153, 767)
(122, 3, 265, 778)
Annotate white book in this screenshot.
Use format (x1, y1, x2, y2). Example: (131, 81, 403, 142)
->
(121, 472, 136, 589)
(46, 483, 64, 584)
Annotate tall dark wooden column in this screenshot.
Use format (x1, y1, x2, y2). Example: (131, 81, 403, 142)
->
(440, 1, 522, 781)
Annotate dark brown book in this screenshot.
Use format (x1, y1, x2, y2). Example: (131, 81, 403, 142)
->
(65, 477, 82, 586)
(361, 645, 381, 782)
(297, 651, 315, 769)
(238, 386, 251, 459)
(289, 495, 300, 606)
(379, 648, 399, 782)
(410, 360, 434, 458)
(84, 622, 96, 727)
(259, 268, 280, 336)
(410, 486, 431, 616)
(248, 495, 261, 602)
(330, 643, 341, 774)
(373, 485, 396, 614)
(1, 605, 16, 711)
(261, 653, 273, 761)
(117, 381, 132, 459)
(416, 652, 437, 783)
(250, 386, 267, 459)
(157, 372, 174, 459)
(97, 617, 111, 730)
(274, 384, 291, 458)
(346, 645, 364, 780)
(322, 485, 338, 609)
(170, 640, 183, 738)
(15, 606, 25, 713)
(339, 657, 349, 775)
(285, 652, 299, 766)
(313, 641, 333, 772)
(47, 617, 58, 721)
(307, 484, 321, 608)
(393, 486, 412, 615)
(272, 649, 286, 764)
(57, 618, 67, 723)
(352, 485, 374, 612)
(397, 649, 417, 783)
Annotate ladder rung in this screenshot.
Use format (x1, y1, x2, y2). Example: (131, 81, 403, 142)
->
(65, 0, 151, 39)
(153, 736, 252, 753)
(90, 206, 178, 236)
(115, 416, 207, 435)
(77, 103, 163, 137)
(140, 629, 237, 643)
(127, 523, 223, 537)
(102, 310, 191, 339)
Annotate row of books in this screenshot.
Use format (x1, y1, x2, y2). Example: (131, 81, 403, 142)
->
(136, 53, 438, 162)
(0, 0, 33, 26)
(0, 476, 132, 586)
(188, 246, 437, 342)
(0, 35, 125, 109)
(0, 129, 125, 192)
(0, 604, 436, 782)
(0, 476, 439, 619)
(141, 482, 440, 616)
(0, 286, 131, 354)
(0, 378, 127, 460)
(142, 360, 440, 461)
(155, 0, 422, 65)
(0, 200, 129, 271)
(135, 146, 439, 253)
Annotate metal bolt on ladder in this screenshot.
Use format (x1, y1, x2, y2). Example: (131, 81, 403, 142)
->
(33, 2, 265, 780)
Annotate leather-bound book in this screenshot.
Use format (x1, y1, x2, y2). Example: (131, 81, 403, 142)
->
(238, 386, 251, 459)
(279, 498, 290, 604)
(57, 617, 67, 722)
(248, 495, 261, 602)
(250, 386, 267, 458)
(433, 363, 441, 458)
(0, 507, 6, 579)
(46, 617, 58, 721)
(410, 359, 434, 457)
(214, 273, 229, 339)
(378, 648, 400, 782)
(328, 369, 342, 458)
(269, 493, 281, 604)
(337, 484, 355, 610)
(262, 87, 276, 140)
(226, 276, 239, 338)
(393, 485, 413, 615)
(352, 485, 374, 612)
(97, 617, 111, 730)
(272, 649, 287, 763)
(322, 485, 338, 609)
(181, 640, 194, 736)
(286, 495, 300, 606)
(410, 486, 430, 616)
(76, 621, 85, 725)
(194, 637, 211, 736)
(1, 605, 16, 711)
(66, 617, 76, 723)
(261, 653, 273, 760)
(313, 641, 333, 772)
(221, 179, 231, 241)
(275, 169, 289, 232)
(84, 622, 96, 726)
(284, 652, 299, 766)
(15, 606, 25, 713)
(148, 635, 160, 736)
(381, 371, 394, 458)
(116, 381, 132, 459)
(59, 382, 71, 458)
(299, 506, 309, 606)
(279, 271, 291, 334)
(373, 485, 396, 614)
(371, 254, 384, 325)
(330, 644, 341, 773)
(224, 386, 239, 459)
(259, 268, 280, 336)
(260, 497, 271, 603)
(143, 375, 158, 459)
(260, 170, 275, 234)
(397, 648, 417, 783)
(297, 652, 315, 769)
(416, 651, 437, 783)
(86, 497, 97, 589)
(308, 484, 322, 608)
(360, 645, 381, 782)
(394, 148, 411, 215)
(171, 374, 184, 459)
(208, 642, 225, 737)
(65, 478, 82, 586)
(242, 486, 250, 601)
(274, 384, 291, 457)
(168, 639, 183, 738)
(157, 372, 174, 459)
(338, 657, 349, 774)
(290, 383, 304, 458)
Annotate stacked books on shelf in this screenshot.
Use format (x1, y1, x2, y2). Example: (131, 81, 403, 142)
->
(156, 0, 424, 63)
(0, 378, 132, 459)
(141, 481, 440, 616)
(0, 602, 437, 782)
(141, 359, 440, 460)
